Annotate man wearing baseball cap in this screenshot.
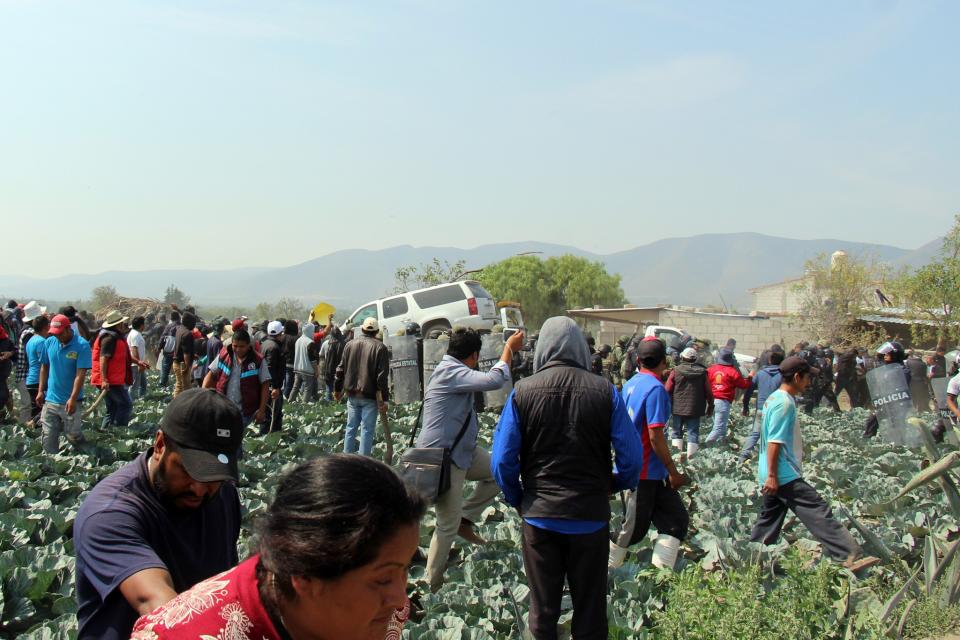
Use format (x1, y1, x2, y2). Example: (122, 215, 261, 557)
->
(37, 314, 93, 453)
(74, 388, 244, 640)
(257, 320, 287, 434)
(749, 356, 878, 571)
(610, 337, 690, 572)
(334, 316, 390, 455)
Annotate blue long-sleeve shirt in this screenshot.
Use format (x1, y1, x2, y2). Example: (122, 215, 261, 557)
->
(491, 384, 642, 533)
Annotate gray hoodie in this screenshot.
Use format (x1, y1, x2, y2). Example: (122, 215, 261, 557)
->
(533, 316, 591, 373)
(293, 323, 316, 374)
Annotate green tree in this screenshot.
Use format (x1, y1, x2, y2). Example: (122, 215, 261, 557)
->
(394, 258, 467, 293)
(163, 284, 191, 308)
(892, 214, 960, 348)
(477, 254, 626, 328)
(793, 252, 887, 347)
(273, 297, 307, 321)
(89, 285, 119, 310)
(254, 302, 273, 322)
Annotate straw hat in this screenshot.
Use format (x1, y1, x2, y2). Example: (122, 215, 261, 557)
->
(101, 310, 130, 329)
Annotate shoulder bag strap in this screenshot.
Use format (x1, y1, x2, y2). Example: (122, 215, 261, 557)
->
(450, 409, 474, 451)
(408, 403, 424, 448)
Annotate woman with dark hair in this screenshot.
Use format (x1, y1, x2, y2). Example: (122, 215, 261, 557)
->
(131, 455, 426, 640)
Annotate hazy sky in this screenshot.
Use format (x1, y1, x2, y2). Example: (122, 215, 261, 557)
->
(2, 1, 957, 277)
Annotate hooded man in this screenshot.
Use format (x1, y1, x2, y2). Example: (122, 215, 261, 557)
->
(704, 348, 753, 444)
(91, 311, 134, 428)
(738, 347, 785, 464)
(492, 317, 641, 640)
(322, 325, 347, 402)
(288, 322, 320, 402)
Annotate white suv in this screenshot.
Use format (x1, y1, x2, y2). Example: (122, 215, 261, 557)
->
(343, 280, 499, 336)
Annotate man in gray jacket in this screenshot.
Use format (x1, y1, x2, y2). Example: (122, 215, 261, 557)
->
(418, 326, 524, 591)
(335, 317, 390, 455)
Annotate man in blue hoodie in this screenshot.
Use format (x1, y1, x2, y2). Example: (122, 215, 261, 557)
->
(738, 346, 784, 464)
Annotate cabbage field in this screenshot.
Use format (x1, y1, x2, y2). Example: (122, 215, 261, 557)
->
(2, 379, 960, 639)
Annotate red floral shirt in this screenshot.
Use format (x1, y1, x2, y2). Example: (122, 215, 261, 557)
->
(130, 555, 409, 640)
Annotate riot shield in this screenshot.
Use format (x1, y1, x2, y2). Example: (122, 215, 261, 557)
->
(867, 365, 922, 447)
(422, 338, 448, 390)
(932, 377, 949, 411)
(386, 334, 421, 404)
(480, 333, 513, 409)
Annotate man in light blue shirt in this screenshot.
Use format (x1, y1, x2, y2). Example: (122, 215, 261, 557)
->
(417, 327, 524, 591)
(37, 314, 92, 453)
(751, 356, 876, 571)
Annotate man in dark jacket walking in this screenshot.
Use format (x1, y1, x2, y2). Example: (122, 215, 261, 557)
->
(492, 316, 641, 640)
(665, 347, 713, 459)
(738, 348, 785, 463)
(334, 317, 390, 456)
(258, 321, 286, 434)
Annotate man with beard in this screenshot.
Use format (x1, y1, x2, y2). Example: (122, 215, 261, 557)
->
(73, 388, 244, 640)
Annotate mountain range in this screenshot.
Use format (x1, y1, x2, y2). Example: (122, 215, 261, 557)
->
(1, 233, 941, 315)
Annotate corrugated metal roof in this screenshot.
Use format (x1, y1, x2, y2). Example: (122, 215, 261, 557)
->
(858, 315, 940, 327)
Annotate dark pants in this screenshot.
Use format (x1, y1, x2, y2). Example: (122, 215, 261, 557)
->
(259, 395, 284, 435)
(283, 367, 295, 399)
(835, 377, 858, 408)
(102, 386, 133, 428)
(159, 353, 173, 386)
(521, 523, 609, 640)
(613, 479, 690, 548)
(26, 384, 41, 422)
(750, 478, 861, 561)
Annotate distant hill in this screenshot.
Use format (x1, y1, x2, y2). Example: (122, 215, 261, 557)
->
(1, 234, 940, 315)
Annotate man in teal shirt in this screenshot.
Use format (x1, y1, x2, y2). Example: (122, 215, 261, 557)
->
(750, 356, 877, 571)
(37, 314, 92, 453)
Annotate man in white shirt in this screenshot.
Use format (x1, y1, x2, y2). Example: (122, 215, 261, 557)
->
(126, 317, 150, 401)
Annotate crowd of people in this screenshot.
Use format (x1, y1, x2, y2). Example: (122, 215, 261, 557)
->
(0, 296, 957, 639)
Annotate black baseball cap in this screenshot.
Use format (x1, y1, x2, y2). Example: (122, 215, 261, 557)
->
(160, 388, 244, 482)
(637, 337, 666, 367)
(779, 355, 820, 378)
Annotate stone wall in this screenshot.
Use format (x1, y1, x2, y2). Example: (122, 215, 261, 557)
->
(595, 310, 808, 358)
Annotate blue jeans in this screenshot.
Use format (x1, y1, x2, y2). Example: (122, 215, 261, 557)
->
(705, 399, 732, 443)
(738, 411, 764, 461)
(129, 366, 147, 400)
(670, 415, 701, 444)
(344, 396, 378, 456)
(103, 386, 133, 428)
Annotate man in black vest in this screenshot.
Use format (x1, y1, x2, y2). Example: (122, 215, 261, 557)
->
(492, 316, 642, 640)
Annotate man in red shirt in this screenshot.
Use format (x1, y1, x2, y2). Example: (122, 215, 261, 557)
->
(704, 348, 752, 444)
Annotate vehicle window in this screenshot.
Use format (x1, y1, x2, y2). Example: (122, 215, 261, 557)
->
(412, 284, 466, 309)
(382, 296, 409, 319)
(465, 282, 492, 299)
(350, 304, 378, 325)
(656, 330, 681, 350)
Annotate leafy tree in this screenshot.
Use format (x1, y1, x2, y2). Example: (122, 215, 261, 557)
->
(478, 254, 626, 328)
(254, 302, 273, 322)
(793, 252, 887, 348)
(89, 285, 119, 310)
(394, 259, 467, 293)
(163, 284, 191, 308)
(273, 297, 307, 322)
(892, 214, 960, 348)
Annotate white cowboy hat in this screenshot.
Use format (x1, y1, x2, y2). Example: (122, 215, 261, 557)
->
(22, 301, 43, 322)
